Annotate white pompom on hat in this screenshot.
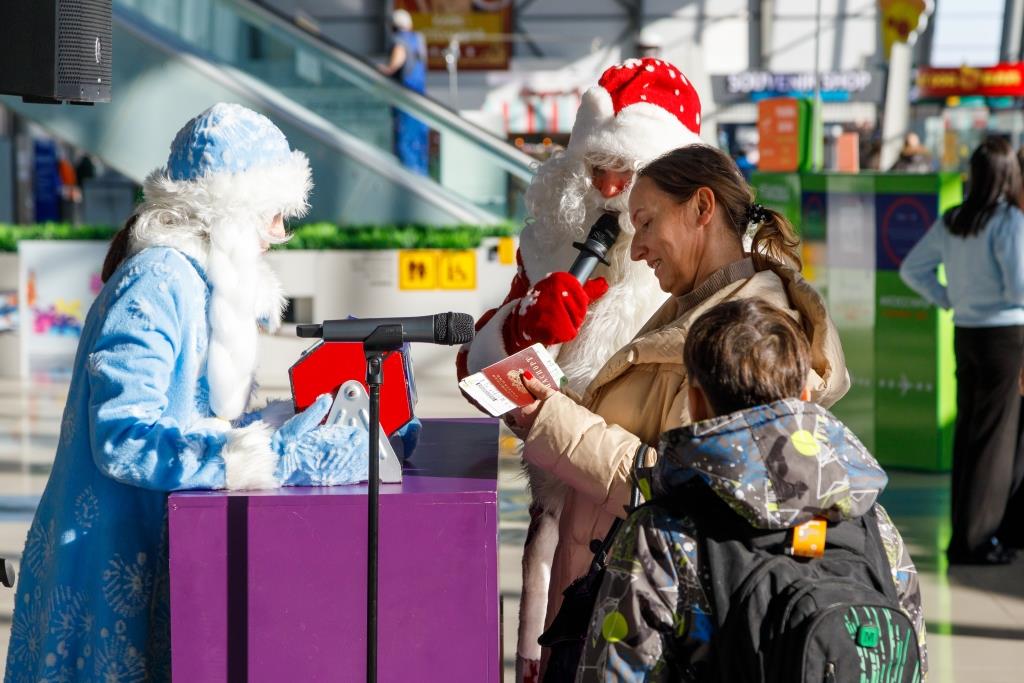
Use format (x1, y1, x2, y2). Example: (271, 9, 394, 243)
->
(568, 57, 703, 163)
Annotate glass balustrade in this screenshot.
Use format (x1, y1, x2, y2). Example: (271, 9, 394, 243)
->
(116, 0, 533, 221)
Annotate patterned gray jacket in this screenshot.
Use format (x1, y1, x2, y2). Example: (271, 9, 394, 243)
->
(576, 399, 927, 681)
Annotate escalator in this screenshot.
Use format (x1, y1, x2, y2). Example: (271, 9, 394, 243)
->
(0, 0, 535, 225)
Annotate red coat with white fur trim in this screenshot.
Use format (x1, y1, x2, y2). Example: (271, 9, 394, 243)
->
(456, 250, 609, 384)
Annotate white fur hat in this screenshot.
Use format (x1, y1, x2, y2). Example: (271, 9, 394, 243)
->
(568, 58, 703, 163)
(159, 102, 311, 222)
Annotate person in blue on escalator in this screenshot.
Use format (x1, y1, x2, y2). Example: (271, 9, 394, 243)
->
(4, 103, 369, 683)
(379, 8, 431, 175)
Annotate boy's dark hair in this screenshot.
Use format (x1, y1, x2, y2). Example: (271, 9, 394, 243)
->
(683, 298, 810, 416)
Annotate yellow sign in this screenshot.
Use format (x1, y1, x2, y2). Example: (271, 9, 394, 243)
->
(439, 250, 477, 290)
(398, 250, 439, 290)
(879, 0, 932, 60)
(497, 236, 516, 265)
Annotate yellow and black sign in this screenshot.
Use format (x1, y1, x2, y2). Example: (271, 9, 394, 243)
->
(398, 250, 439, 290)
(439, 251, 477, 290)
(399, 250, 477, 290)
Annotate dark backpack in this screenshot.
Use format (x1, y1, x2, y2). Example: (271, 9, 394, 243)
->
(668, 481, 922, 683)
(537, 446, 646, 682)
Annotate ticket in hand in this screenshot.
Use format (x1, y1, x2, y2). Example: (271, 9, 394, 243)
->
(459, 343, 566, 417)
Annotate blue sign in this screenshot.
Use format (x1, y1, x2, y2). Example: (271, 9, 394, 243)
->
(33, 140, 60, 223)
(876, 194, 937, 271)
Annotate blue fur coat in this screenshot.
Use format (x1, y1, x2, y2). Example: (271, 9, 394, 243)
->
(7, 247, 266, 682)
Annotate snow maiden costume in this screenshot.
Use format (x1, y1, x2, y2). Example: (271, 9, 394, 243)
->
(5, 103, 368, 683)
(455, 58, 704, 681)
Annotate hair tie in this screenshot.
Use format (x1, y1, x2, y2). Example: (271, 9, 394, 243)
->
(747, 203, 770, 225)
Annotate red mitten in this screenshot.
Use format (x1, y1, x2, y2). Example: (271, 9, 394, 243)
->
(504, 272, 609, 349)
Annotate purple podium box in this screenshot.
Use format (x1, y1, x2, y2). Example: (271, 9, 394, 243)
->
(168, 418, 500, 682)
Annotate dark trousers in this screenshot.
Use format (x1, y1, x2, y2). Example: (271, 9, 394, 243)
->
(948, 325, 1024, 556)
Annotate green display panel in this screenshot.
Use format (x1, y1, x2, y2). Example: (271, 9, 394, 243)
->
(874, 272, 956, 470)
(750, 172, 801, 227)
(871, 173, 961, 472)
(793, 172, 962, 471)
(755, 170, 962, 471)
(828, 267, 876, 453)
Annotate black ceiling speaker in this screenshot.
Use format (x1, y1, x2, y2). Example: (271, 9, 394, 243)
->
(0, 0, 112, 104)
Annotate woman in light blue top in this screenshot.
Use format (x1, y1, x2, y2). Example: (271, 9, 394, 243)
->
(900, 136, 1024, 565)
(4, 104, 370, 683)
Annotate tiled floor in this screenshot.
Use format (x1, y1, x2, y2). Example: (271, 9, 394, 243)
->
(0, 373, 1019, 681)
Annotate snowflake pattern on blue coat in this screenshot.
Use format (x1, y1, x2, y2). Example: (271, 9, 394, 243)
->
(6, 248, 248, 683)
(576, 399, 927, 682)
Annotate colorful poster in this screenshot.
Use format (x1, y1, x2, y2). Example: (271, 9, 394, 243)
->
(395, 0, 513, 71)
(18, 240, 107, 377)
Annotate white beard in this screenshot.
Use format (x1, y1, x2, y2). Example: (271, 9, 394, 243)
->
(518, 154, 667, 395)
(129, 220, 287, 420)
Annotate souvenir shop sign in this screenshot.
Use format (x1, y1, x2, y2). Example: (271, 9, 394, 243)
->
(395, 0, 513, 71)
(917, 63, 1024, 99)
(712, 70, 881, 103)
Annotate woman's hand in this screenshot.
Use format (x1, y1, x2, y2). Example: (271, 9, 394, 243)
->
(504, 372, 557, 440)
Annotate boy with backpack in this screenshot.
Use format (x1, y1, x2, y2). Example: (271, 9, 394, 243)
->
(575, 298, 927, 682)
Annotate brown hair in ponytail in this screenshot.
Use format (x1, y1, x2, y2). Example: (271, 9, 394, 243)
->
(101, 214, 138, 284)
(637, 145, 801, 271)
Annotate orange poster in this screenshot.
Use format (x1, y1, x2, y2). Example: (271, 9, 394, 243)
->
(758, 99, 802, 173)
(394, 0, 513, 71)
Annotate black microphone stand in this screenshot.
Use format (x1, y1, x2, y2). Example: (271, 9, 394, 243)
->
(361, 324, 405, 683)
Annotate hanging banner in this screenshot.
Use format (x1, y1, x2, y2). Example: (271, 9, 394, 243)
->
(916, 63, 1024, 99)
(878, 0, 933, 61)
(394, 0, 513, 71)
(19, 240, 107, 377)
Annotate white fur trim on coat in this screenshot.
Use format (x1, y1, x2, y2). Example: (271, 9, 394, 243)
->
(568, 87, 702, 165)
(141, 151, 312, 226)
(222, 422, 279, 490)
(466, 300, 517, 375)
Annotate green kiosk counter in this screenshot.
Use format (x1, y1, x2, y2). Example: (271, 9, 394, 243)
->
(752, 171, 962, 471)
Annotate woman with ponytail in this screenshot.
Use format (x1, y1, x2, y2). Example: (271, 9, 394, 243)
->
(505, 144, 850, 675)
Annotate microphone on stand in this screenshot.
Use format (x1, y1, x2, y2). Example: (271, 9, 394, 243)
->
(297, 312, 475, 346)
(292, 311, 475, 683)
(568, 212, 622, 283)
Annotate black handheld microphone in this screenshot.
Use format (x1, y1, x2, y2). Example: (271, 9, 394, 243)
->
(568, 212, 622, 283)
(296, 312, 475, 346)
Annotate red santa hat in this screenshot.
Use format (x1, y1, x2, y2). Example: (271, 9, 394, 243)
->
(568, 57, 703, 163)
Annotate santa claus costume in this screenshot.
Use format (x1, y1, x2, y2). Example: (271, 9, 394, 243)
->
(456, 58, 703, 681)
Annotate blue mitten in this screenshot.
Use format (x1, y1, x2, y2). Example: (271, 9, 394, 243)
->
(272, 394, 370, 486)
(394, 416, 422, 460)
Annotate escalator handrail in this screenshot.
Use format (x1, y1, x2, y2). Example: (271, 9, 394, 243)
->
(215, 0, 536, 182)
(113, 5, 502, 224)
